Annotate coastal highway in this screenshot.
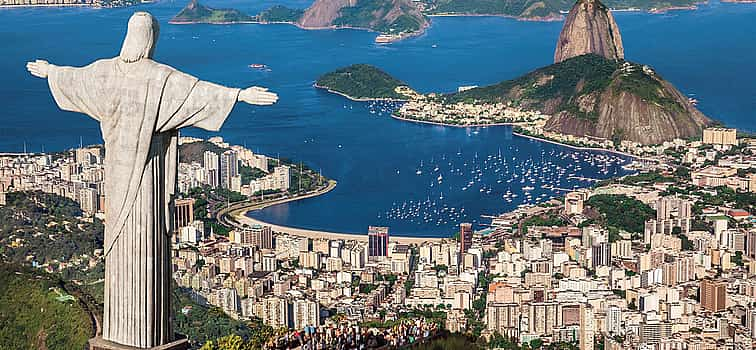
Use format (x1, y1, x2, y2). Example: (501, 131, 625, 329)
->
(217, 180, 444, 244)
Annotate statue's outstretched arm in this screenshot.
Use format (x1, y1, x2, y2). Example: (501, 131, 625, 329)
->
(26, 59, 53, 79)
(238, 86, 278, 106)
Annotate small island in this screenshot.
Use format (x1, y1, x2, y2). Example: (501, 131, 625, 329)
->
(315, 64, 417, 101)
(170, 0, 254, 24)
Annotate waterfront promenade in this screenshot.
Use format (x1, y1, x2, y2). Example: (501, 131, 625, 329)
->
(219, 180, 444, 244)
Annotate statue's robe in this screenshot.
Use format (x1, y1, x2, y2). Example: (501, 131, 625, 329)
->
(47, 58, 240, 348)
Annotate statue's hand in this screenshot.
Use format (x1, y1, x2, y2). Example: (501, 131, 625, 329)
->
(239, 86, 278, 106)
(26, 59, 51, 79)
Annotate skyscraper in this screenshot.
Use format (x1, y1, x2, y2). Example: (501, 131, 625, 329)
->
(700, 279, 727, 312)
(204, 151, 220, 188)
(459, 223, 473, 254)
(368, 226, 389, 258)
(220, 150, 239, 189)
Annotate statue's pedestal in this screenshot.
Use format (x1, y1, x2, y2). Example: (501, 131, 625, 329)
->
(89, 337, 189, 350)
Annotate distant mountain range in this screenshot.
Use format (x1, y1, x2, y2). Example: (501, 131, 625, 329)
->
(170, 0, 428, 38)
(171, 0, 741, 40)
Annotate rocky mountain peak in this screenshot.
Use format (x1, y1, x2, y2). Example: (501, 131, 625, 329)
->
(554, 0, 624, 63)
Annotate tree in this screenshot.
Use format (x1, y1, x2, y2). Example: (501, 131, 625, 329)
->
(586, 194, 655, 233)
(200, 335, 254, 350)
(530, 338, 543, 349)
(732, 251, 744, 267)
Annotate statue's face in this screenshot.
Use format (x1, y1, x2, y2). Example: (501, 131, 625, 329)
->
(119, 12, 160, 63)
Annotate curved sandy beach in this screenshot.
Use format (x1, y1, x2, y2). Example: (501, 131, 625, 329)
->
(223, 180, 445, 244)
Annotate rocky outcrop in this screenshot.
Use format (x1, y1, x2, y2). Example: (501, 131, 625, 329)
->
(543, 63, 711, 144)
(298, 0, 357, 28)
(554, 0, 624, 63)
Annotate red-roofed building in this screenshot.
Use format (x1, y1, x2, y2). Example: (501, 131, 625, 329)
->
(728, 209, 750, 221)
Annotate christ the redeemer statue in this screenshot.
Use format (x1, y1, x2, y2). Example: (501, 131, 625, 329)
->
(27, 12, 277, 350)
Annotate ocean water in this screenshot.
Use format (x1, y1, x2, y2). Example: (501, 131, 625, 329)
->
(1, 0, 754, 237)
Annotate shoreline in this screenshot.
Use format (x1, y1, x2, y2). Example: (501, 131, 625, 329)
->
(391, 111, 646, 159)
(238, 216, 445, 245)
(510, 131, 659, 162)
(390, 113, 517, 128)
(168, 19, 257, 25)
(314, 84, 409, 102)
(426, 13, 563, 22)
(224, 180, 446, 244)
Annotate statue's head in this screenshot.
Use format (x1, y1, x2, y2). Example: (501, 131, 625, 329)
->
(120, 12, 160, 63)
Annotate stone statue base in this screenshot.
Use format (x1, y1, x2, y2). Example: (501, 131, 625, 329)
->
(89, 337, 189, 350)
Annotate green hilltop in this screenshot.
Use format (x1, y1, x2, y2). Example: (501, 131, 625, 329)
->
(332, 0, 427, 34)
(0, 264, 94, 350)
(170, 0, 254, 24)
(449, 54, 686, 120)
(316, 64, 411, 100)
(255, 5, 305, 23)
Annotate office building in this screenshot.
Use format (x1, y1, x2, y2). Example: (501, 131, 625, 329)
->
(460, 222, 473, 254)
(368, 226, 389, 258)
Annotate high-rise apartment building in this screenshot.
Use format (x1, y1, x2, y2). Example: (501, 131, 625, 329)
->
(293, 299, 320, 329)
(174, 198, 195, 229)
(204, 151, 220, 188)
(700, 279, 727, 312)
(220, 150, 239, 189)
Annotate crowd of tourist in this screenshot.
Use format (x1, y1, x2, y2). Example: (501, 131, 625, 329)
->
(267, 319, 440, 350)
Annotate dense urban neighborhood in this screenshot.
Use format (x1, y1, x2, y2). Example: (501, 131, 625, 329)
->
(2, 127, 756, 349)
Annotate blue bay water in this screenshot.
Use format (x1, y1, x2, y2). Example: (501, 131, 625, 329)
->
(0, 0, 754, 237)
